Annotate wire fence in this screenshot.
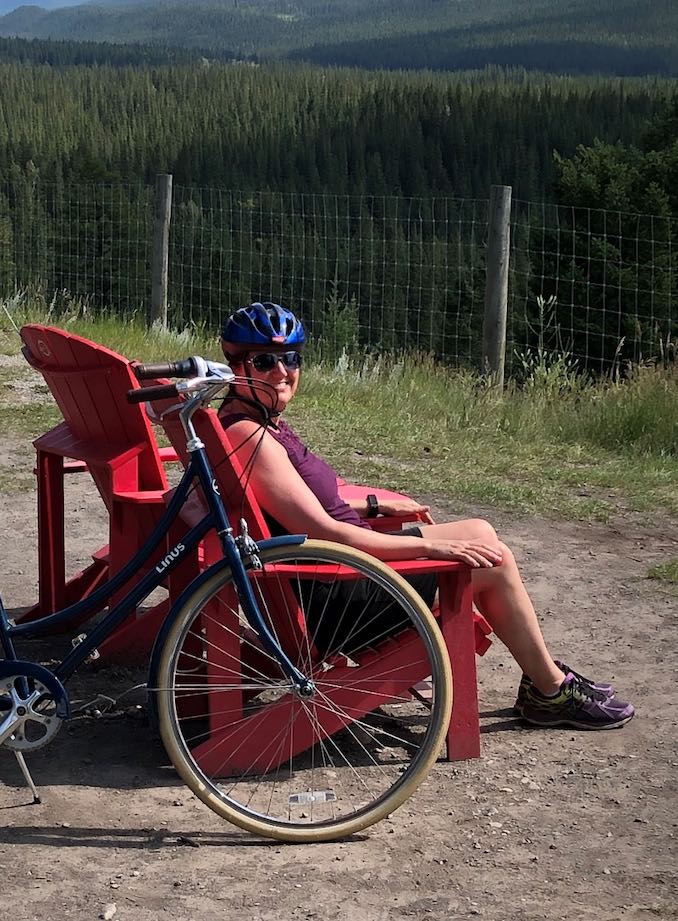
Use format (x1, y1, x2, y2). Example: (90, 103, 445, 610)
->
(1, 176, 674, 374)
(511, 199, 675, 372)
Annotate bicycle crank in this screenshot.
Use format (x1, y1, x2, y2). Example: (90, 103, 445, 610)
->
(0, 674, 64, 752)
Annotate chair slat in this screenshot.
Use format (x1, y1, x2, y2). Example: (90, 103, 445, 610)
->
(19, 325, 174, 646)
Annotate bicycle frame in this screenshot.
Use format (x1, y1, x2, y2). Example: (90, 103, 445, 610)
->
(0, 440, 308, 688)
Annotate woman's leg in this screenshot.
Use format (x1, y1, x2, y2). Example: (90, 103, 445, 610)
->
(419, 519, 564, 695)
(419, 518, 634, 727)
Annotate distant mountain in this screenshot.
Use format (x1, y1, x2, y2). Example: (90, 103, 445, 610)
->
(0, 0, 83, 12)
(0, 1, 292, 50)
(0, 0, 675, 76)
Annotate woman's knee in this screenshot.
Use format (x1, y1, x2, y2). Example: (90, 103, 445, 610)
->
(497, 540, 517, 568)
(421, 517, 499, 546)
(464, 517, 499, 546)
(473, 540, 519, 592)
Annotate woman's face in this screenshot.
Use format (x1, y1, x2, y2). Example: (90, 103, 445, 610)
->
(226, 346, 302, 413)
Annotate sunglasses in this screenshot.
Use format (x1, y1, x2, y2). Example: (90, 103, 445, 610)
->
(246, 351, 303, 373)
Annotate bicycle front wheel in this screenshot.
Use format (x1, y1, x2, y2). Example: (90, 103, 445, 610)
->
(156, 539, 452, 842)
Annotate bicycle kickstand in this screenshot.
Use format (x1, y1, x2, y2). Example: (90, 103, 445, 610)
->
(13, 751, 41, 804)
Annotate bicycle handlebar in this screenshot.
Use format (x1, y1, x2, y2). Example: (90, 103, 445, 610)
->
(126, 357, 235, 405)
(133, 358, 200, 379)
(127, 383, 179, 403)
(133, 356, 232, 382)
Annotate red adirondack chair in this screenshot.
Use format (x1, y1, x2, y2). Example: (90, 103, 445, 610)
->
(19, 325, 179, 634)
(19, 326, 491, 753)
(153, 399, 489, 761)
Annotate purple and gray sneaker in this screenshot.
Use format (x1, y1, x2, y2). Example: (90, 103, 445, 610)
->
(514, 659, 615, 715)
(520, 672, 634, 730)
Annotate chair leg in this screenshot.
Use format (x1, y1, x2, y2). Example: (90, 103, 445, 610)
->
(438, 569, 481, 761)
(36, 449, 66, 614)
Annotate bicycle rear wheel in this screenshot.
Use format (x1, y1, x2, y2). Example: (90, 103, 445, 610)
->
(155, 539, 452, 842)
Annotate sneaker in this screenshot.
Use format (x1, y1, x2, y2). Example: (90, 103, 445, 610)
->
(514, 659, 615, 714)
(520, 672, 634, 730)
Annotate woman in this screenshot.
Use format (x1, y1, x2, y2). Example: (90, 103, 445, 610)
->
(218, 301, 634, 730)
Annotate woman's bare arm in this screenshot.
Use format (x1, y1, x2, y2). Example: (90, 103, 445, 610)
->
(344, 495, 434, 523)
(228, 420, 500, 568)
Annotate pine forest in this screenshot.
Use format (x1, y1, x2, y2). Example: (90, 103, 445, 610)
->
(0, 27, 676, 370)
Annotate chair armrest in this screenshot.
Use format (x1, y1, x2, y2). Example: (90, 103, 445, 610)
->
(158, 446, 180, 463)
(112, 490, 169, 505)
(369, 514, 421, 532)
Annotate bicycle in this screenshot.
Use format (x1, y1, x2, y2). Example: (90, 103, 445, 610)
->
(0, 357, 452, 842)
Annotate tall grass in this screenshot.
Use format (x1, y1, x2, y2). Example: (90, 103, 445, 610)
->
(297, 350, 677, 456)
(293, 350, 677, 519)
(0, 290, 220, 362)
(2, 291, 676, 521)
(558, 367, 677, 458)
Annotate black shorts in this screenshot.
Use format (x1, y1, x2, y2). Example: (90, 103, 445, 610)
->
(300, 526, 438, 656)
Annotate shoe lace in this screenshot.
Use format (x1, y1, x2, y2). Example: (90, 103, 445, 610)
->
(568, 673, 606, 705)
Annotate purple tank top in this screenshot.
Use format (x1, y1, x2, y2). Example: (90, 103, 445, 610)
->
(220, 412, 371, 530)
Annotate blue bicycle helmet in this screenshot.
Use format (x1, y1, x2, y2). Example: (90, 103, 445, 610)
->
(221, 302, 306, 348)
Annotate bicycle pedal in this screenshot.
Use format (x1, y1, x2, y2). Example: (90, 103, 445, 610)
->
(71, 634, 100, 664)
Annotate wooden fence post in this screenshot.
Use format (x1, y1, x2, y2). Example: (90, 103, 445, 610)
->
(482, 184, 512, 387)
(150, 173, 172, 327)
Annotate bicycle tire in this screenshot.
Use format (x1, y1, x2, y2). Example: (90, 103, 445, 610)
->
(155, 539, 452, 842)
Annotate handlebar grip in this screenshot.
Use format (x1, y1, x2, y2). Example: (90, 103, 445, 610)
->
(126, 384, 179, 404)
(133, 358, 198, 380)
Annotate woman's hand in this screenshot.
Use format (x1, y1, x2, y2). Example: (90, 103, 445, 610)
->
(376, 498, 435, 523)
(423, 539, 503, 568)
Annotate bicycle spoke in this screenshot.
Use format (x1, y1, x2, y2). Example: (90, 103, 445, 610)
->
(157, 541, 451, 841)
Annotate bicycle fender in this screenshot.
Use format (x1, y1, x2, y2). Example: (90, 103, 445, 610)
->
(0, 660, 71, 719)
(255, 534, 306, 551)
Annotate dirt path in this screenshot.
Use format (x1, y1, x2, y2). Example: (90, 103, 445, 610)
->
(1, 450, 677, 921)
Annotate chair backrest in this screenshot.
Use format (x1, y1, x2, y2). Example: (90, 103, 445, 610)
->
(21, 324, 169, 503)
(155, 401, 310, 649)
(154, 401, 271, 540)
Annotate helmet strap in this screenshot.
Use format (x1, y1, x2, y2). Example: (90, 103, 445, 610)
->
(221, 347, 286, 419)
(222, 377, 281, 423)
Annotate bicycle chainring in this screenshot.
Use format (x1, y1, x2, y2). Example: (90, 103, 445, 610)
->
(0, 674, 63, 752)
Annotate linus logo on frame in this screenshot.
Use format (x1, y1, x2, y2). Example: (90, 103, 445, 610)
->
(155, 543, 186, 574)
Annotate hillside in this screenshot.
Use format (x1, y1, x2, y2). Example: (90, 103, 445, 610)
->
(0, 0, 676, 76)
(0, 0, 76, 12)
